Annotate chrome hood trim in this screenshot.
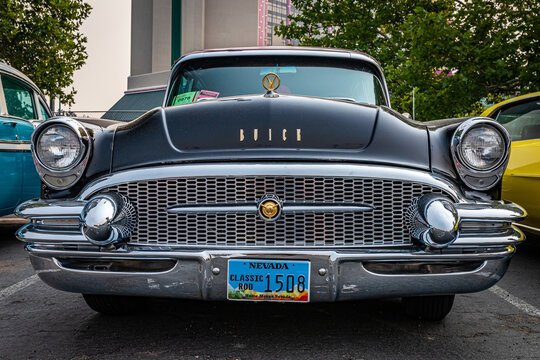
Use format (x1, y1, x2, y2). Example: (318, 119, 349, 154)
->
(78, 163, 465, 201)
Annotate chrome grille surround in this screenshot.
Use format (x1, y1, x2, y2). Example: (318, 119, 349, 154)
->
(91, 164, 457, 248)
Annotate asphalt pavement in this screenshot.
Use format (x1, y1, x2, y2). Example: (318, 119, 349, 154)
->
(0, 226, 539, 360)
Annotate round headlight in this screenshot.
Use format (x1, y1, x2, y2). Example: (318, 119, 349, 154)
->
(36, 125, 84, 170)
(459, 125, 505, 171)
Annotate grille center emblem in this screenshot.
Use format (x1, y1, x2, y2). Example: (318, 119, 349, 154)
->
(258, 194, 282, 221)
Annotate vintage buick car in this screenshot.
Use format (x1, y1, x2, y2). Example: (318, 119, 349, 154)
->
(481, 92, 540, 234)
(16, 48, 527, 320)
(0, 62, 50, 216)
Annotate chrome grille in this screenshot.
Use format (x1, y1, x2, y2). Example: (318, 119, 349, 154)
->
(103, 177, 447, 248)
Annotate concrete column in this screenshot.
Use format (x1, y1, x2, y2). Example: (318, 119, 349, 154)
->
(130, 0, 153, 76)
(152, 0, 172, 72)
(181, 0, 205, 55)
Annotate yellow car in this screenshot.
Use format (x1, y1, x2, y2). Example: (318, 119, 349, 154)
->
(482, 92, 540, 234)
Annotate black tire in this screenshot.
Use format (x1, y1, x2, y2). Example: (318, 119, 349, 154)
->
(402, 294, 455, 321)
(82, 294, 139, 315)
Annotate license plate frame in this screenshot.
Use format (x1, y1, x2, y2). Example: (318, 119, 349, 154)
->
(227, 259, 310, 302)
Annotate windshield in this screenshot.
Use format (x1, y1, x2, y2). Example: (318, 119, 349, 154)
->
(166, 56, 387, 106)
(496, 97, 540, 141)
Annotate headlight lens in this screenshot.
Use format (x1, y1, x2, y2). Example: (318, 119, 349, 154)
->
(36, 125, 83, 170)
(459, 125, 505, 170)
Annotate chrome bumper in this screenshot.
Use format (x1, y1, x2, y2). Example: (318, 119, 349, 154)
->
(26, 246, 513, 301)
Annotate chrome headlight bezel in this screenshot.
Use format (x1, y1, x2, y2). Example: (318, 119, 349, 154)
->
(31, 117, 92, 190)
(451, 117, 511, 191)
(35, 124, 85, 171)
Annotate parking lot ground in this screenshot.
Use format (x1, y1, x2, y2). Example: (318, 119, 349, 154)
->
(0, 226, 539, 360)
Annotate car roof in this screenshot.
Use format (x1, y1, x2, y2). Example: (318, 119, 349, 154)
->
(178, 46, 380, 63)
(175, 46, 383, 74)
(0, 61, 46, 98)
(481, 92, 540, 118)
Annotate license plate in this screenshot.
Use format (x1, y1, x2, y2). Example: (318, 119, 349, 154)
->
(227, 259, 310, 302)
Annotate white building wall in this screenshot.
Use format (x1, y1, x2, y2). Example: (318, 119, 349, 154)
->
(204, 0, 258, 49)
(128, 0, 283, 90)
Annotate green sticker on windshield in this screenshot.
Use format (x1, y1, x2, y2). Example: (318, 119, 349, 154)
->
(172, 91, 198, 105)
(172, 90, 220, 105)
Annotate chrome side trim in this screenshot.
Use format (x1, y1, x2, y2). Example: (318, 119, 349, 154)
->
(0, 140, 31, 152)
(0, 74, 6, 115)
(516, 222, 540, 235)
(78, 163, 465, 201)
(166, 202, 373, 214)
(16, 199, 85, 218)
(456, 201, 527, 223)
(16, 223, 85, 243)
(453, 225, 524, 246)
(15, 223, 525, 248)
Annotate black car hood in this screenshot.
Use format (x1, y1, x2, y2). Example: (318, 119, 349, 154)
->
(112, 95, 429, 171)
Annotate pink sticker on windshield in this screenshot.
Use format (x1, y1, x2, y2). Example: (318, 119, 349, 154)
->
(196, 90, 220, 101)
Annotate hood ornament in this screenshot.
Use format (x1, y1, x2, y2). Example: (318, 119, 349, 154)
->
(262, 73, 280, 98)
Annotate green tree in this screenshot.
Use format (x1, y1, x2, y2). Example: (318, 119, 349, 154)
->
(0, 0, 91, 108)
(276, 0, 540, 120)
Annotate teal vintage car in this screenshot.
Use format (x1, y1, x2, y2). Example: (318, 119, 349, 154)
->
(0, 62, 51, 216)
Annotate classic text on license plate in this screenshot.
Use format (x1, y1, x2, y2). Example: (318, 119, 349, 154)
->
(227, 259, 310, 302)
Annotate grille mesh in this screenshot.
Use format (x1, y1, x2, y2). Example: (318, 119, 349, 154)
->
(102, 177, 447, 248)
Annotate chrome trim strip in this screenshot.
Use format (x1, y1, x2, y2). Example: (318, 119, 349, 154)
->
(453, 225, 525, 246)
(51, 258, 176, 275)
(16, 199, 85, 218)
(284, 204, 373, 213)
(167, 204, 256, 214)
(78, 163, 465, 201)
(362, 260, 488, 278)
(0, 75, 6, 115)
(166, 202, 374, 214)
(26, 245, 513, 261)
(16, 224, 524, 248)
(515, 223, 540, 235)
(0, 139, 31, 152)
(456, 201, 527, 223)
(16, 223, 84, 243)
(0, 139, 31, 144)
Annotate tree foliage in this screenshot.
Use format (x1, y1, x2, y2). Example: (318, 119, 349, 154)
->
(276, 0, 540, 120)
(0, 0, 91, 106)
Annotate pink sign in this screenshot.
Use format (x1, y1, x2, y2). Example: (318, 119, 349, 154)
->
(258, 0, 268, 46)
(196, 90, 220, 100)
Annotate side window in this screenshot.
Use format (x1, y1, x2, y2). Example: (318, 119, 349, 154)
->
(373, 76, 387, 106)
(39, 101, 50, 120)
(496, 97, 540, 141)
(1, 75, 37, 120)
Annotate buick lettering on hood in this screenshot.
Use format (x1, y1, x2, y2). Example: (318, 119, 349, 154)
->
(16, 48, 527, 320)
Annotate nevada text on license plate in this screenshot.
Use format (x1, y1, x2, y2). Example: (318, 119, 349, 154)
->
(227, 259, 310, 302)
